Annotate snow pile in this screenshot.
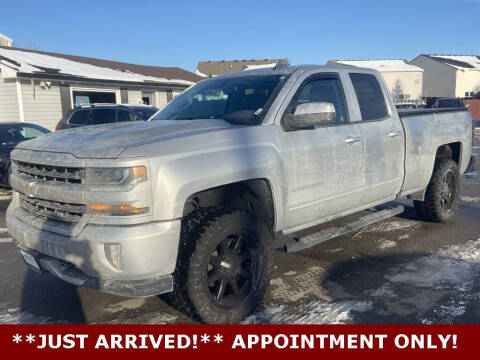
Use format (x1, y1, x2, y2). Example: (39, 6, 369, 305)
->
(0, 48, 194, 85)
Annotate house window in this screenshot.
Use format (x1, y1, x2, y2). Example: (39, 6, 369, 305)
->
(466, 92, 470, 97)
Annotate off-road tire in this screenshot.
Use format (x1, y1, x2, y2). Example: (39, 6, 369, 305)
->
(414, 158, 461, 223)
(172, 208, 273, 323)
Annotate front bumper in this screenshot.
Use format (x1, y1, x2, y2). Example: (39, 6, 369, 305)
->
(18, 246, 173, 297)
(7, 199, 182, 297)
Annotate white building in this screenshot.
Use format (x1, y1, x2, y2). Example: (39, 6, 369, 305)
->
(0, 43, 202, 129)
(411, 55, 480, 99)
(327, 59, 424, 104)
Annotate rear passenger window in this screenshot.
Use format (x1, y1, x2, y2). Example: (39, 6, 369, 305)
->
(68, 110, 90, 125)
(91, 109, 115, 125)
(349, 73, 389, 121)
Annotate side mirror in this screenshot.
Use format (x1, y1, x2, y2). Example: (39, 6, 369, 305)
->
(284, 102, 336, 130)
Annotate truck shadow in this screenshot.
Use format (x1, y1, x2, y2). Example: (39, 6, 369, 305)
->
(20, 269, 86, 323)
(19, 231, 98, 324)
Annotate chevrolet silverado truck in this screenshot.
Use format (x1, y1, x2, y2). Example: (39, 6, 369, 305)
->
(7, 65, 473, 323)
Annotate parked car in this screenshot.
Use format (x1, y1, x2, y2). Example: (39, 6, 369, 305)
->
(0, 123, 50, 187)
(55, 104, 159, 130)
(395, 102, 418, 110)
(7, 65, 473, 323)
(433, 98, 465, 109)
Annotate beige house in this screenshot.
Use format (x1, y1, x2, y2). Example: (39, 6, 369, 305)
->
(0, 33, 12, 47)
(0, 42, 202, 130)
(411, 55, 480, 99)
(328, 59, 424, 104)
(196, 59, 288, 77)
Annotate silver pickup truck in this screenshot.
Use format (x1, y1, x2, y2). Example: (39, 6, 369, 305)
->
(7, 65, 473, 323)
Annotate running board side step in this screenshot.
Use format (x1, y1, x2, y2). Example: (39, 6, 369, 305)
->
(285, 205, 405, 253)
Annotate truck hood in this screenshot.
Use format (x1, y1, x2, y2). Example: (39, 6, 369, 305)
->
(15, 120, 235, 159)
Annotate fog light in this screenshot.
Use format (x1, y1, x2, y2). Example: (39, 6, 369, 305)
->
(88, 204, 149, 216)
(104, 244, 122, 270)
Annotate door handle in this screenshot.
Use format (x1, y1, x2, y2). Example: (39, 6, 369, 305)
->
(388, 130, 401, 137)
(345, 136, 361, 144)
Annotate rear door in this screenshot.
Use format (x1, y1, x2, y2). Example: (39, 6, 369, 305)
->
(348, 72, 405, 204)
(277, 71, 365, 232)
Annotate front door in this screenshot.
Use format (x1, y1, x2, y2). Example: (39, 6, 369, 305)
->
(278, 72, 365, 232)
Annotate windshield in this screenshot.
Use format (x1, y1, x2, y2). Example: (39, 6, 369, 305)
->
(132, 106, 158, 120)
(152, 74, 289, 125)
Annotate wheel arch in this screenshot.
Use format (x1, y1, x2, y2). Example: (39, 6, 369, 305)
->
(182, 178, 277, 231)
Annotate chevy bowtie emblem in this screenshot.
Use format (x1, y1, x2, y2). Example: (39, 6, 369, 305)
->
(25, 181, 37, 198)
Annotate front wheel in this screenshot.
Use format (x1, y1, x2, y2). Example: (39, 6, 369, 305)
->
(173, 209, 273, 323)
(414, 158, 461, 223)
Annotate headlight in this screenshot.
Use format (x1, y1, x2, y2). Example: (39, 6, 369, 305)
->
(85, 166, 147, 189)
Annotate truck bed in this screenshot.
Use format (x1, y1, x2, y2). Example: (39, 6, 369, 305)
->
(398, 107, 472, 197)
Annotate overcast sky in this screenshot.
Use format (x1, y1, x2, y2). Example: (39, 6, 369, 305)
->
(2, 0, 478, 72)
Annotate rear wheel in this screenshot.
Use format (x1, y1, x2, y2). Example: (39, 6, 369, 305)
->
(414, 158, 461, 223)
(172, 209, 273, 323)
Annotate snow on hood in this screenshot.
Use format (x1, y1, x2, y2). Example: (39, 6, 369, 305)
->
(15, 119, 234, 159)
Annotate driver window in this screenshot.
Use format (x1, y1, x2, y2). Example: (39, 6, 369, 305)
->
(287, 75, 350, 124)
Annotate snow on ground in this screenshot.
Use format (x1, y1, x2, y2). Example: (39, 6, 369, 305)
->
(251, 239, 480, 324)
(0, 305, 58, 324)
(376, 239, 397, 250)
(244, 301, 372, 324)
(461, 196, 480, 203)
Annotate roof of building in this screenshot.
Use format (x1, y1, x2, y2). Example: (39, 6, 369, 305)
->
(196, 58, 288, 77)
(329, 59, 423, 72)
(0, 45, 203, 85)
(421, 54, 480, 70)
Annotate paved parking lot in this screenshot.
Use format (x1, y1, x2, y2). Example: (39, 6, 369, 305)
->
(0, 144, 479, 324)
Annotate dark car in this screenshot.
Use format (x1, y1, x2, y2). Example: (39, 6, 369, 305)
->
(55, 104, 159, 130)
(433, 98, 466, 109)
(0, 122, 50, 187)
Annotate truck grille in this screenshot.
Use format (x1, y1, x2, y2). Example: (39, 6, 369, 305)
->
(15, 160, 85, 184)
(20, 194, 86, 223)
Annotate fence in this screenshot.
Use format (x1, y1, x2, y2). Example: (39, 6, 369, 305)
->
(462, 98, 480, 121)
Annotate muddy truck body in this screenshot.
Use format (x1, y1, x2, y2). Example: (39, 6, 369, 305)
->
(7, 65, 473, 323)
